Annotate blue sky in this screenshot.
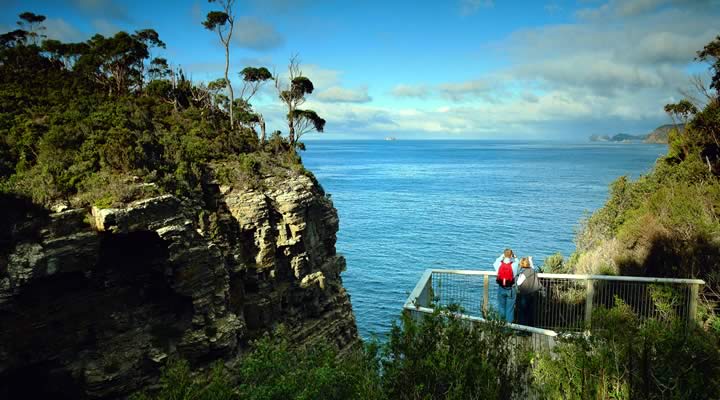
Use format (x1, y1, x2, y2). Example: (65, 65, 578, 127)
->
(2, 0, 719, 139)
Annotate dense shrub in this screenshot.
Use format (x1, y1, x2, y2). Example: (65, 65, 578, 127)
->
(134, 305, 720, 400)
(534, 302, 720, 399)
(0, 19, 296, 208)
(381, 309, 533, 400)
(568, 95, 720, 280)
(130, 360, 236, 400)
(541, 252, 565, 273)
(235, 329, 383, 400)
(133, 326, 383, 400)
(133, 310, 535, 400)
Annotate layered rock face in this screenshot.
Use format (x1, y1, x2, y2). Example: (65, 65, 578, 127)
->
(0, 173, 358, 399)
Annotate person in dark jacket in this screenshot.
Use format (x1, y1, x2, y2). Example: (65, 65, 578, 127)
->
(516, 256, 542, 327)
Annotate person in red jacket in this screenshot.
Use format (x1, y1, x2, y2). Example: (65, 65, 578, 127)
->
(493, 248, 519, 322)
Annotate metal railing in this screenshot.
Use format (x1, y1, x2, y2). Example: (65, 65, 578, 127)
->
(404, 269, 705, 339)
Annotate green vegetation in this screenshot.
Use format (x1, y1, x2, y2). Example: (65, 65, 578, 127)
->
(277, 56, 326, 148)
(4, 9, 720, 400)
(133, 309, 531, 400)
(535, 302, 720, 400)
(133, 304, 720, 400)
(202, 0, 237, 128)
(550, 36, 720, 330)
(0, 11, 322, 208)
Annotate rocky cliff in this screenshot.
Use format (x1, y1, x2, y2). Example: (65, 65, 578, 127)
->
(0, 171, 358, 399)
(644, 124, 685, 144)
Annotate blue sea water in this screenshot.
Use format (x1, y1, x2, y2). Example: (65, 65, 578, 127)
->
(302, 140, 667, 339)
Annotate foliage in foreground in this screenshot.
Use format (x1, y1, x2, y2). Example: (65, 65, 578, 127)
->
(134, 305, 720, 400)
(133, 309, 532, 400)
(535, 302, 720, 400)
(381, 310, 532, 400)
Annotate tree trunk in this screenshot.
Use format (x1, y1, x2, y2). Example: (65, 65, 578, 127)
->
(260, 115, 266, 145)
(224, 44, 233, 129)
(288, 117, 295, 146)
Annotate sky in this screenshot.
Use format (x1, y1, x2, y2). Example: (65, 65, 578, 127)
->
(1, 0, 719, 140)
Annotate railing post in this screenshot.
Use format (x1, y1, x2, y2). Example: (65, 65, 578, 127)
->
(585, 278, 594, 328)
(688, 283, 699, 324)
(418, 273, 433, 308)
(482, 275, 489, 317)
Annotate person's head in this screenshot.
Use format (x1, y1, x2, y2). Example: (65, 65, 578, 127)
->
(503, 248, 514, 258)
(520, 257, 530, 268)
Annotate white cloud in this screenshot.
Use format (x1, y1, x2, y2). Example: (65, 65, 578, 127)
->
(459, 0, 494, 16)
(544, 3, 562, 14)
(71, 0, 131, 22)
(44, 18, 85, 42)
(91, 18, 121, 36)
(391, 84, 431, 98)
(253, 1, 719, 138)
(374, 2, 717, 137)
(248, 0, 310, 13)
(233, 17, 284, 51)
(389, 78, 506, 102)
(438, 78, 497, 101)
(295, 64, 341, 89)
(577, 0, 720, 19)
(316, 86, 372, 103)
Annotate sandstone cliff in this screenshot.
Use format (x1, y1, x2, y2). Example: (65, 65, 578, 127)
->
(0, 171, 358, 399)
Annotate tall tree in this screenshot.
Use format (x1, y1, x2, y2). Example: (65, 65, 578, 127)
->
(41, 40, 88, 70)
(202, 0, 236, 128)
(239, 66, 273, 143)
(664, 99, 699, 128)
(17, 12, 46, 45)
(291, 109, 325, 145)
(276, 56, 325, 147)
(75, 30, 165, 95)
(697, 35, 720, 95)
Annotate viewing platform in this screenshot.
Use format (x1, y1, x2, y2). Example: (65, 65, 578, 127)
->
(404, 269, 706, 348)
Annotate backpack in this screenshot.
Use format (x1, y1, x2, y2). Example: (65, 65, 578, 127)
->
(496, 259, 515, 288)
(517, 267, 542, 295)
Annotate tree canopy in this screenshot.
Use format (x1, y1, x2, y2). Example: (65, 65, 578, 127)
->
(697, 35, 720, 91)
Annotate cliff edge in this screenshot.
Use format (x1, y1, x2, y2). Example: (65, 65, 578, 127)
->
(0, 169, 358, 399)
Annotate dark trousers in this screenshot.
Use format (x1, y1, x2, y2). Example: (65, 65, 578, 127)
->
(516, 292, 537, 327)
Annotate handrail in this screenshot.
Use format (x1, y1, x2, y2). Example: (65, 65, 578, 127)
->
(404, 269, 433, 309)
(406, 305, 559, 337)
(403, 268, 706, 339)
(428, 269, 705, 285)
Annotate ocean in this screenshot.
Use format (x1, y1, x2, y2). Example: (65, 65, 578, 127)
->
(302, 140, 667, 338)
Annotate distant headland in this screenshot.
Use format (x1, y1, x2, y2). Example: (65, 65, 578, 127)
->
(589, 124, 683, 144)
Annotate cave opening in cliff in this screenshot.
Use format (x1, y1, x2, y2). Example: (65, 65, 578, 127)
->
(0, 361, 84, 400)
(0, 231, 195, 397)
(96, 230, 195, 334)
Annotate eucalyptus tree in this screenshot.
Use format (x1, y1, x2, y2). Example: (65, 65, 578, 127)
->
(75, 29, 165, 95)
(41, 39, 88, 70)
(17, 12, 46, 45)
(202, 0, 236, 128)
(239, 66, 273, 143)
(276, 56, 325, 147)
(697, 35, 720, 94)
(664, 99, 699, 128)
(291, 109, 325, 145)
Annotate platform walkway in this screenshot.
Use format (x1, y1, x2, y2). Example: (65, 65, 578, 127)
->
(404, 269, 705, 349)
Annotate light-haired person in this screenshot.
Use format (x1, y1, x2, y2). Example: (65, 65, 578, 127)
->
(516, 256, 542, 327)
